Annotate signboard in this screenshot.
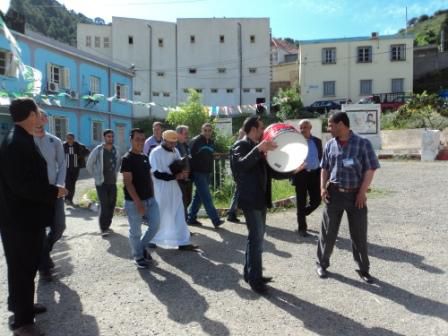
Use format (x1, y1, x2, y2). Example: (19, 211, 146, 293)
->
(215, 117, 233, 137)
(342, 103, 382, 149)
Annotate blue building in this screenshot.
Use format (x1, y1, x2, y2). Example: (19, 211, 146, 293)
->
(0, 29, 134, 153)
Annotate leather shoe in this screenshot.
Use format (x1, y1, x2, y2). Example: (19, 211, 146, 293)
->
(249, 281, 268, 294)
(244, 275, 273, 284)
(356, 270, 374, 284)
(226, 216, 240, 223)
(187, 219, 203, 226)
(316, 265, 328, 278)
(298, 230, 309, 237)
(178, 244, 199, 251)
(213, 219, 225, 228)
(13, 324, 45, 336)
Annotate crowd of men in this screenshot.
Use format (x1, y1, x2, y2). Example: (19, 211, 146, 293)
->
(0, 98, 379, 335)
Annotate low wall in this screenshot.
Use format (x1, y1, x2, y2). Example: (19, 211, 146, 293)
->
(381, 129, 424, 149)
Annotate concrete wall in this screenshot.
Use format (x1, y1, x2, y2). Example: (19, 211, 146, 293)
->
(414, 50, 448, 79)
(299, 35, 414, 106)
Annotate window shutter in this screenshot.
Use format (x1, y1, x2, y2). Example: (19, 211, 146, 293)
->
(6, 53, 18, 77)
(124, 86, 129, 99)
(63, 68, 70, 89)
(47, 63, 52, 83)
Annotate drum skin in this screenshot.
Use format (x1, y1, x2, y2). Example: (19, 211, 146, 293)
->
(262, 123, 308, 173)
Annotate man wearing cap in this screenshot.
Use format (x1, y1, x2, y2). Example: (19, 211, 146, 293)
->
(149, 130, 198, 250)
(291, 119, 322, 237)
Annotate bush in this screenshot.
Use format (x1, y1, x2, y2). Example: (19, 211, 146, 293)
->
(273, 86, 304, 121)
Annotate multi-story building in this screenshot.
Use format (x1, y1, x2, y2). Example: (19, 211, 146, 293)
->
(271, 38, 298, 96)
(77, 17, 271, 119)
(298, 33, 414, 106)
(0, 29, 134, 152)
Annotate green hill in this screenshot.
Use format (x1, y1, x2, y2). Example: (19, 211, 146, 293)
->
(398, 9, 448, 46)
(5, 0, 96, 46)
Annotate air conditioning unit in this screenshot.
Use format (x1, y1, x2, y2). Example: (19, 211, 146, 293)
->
(69, 90, 79, 99)
(48, 82, 59, 92)
(371, 32, 379, 39)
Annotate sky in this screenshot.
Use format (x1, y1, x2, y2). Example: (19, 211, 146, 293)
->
(5, 0, 448, 40)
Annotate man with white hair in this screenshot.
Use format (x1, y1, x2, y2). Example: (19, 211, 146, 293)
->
(291, 119, 322, 237)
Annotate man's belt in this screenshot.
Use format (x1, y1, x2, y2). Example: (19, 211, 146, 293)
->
(330, 183, 359, 193)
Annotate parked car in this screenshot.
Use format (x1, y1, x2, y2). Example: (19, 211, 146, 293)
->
(358, 92, 408, 111)
(306, 100, 341, 114)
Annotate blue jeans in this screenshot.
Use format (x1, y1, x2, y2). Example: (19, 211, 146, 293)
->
(188, 172, 220, 225)
(124, 198, 160, 260)
(242, 208, 266, 283)
(39, 197, 66, 271)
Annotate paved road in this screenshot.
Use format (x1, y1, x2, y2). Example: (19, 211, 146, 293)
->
(1, 161, 447, 335)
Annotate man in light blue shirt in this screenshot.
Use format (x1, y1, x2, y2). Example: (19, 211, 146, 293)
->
(34, 110, 67, 280)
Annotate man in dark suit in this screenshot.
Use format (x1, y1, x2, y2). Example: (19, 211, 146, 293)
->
(0, 98, 65, 336)
(291, 119, 323, 237)
(231, 116, 277, 294)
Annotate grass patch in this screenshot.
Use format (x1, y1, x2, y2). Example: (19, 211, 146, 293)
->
(368, 187, 393, 198)
(86, 183, 125, 208)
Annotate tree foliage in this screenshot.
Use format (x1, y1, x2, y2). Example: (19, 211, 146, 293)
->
(272, 85, 304, 121)
(166, 89, 209, 136)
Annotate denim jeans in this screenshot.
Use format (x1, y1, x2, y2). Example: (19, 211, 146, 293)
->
(242, 208, 266, 283)
(124, 198, 160, 260)
(188, 172, 220, 224)
(39, 197, 66, 271)
(227, 187, 239, 217)
(96, 183, 117, 231)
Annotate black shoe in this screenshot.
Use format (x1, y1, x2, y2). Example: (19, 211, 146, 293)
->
(316, 265, 328, 278)
(213, 219, 225, 228)
(143, 248, 153, 262)
(249, 281, 268, 294)
(12, 324, 45, 336)
(134, 258, 149, 269)
(39, 270, 53, 282)
(178, 244, 199, 251)
(298, 230, 309, 237)
(226, 216, 240, 223)
(356, 270, 374, 284)
(48, 257, 55, 270)
(147, 243, 157, 249)
(243, 275, 273, 284)
(187, 219, 203, 226)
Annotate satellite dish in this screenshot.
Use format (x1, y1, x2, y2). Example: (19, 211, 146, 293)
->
(0, 0, 10, 14)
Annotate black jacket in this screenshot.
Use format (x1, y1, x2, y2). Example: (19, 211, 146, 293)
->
(231, 137, 272, 210)
(291, 135, 323, 185)
(189, 134, 215, 173)
(63, 141, 90, 169)
(0, 125, 58, 230)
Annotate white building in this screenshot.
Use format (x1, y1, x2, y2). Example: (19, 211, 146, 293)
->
(298, 33, 414, 106)
(77, 17, 271, 119)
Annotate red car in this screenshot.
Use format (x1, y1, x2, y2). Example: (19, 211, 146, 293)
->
(358, 93, 408, 111)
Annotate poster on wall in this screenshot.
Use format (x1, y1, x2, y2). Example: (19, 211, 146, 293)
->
(346, 110, 378, 134)
(215, 118, 233, 136)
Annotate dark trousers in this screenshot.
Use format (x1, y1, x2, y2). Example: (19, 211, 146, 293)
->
(178, 180, 193, 220)
(1, 225, 45, 328)
(227, 186, 239, 218)
(294, 169, 321, 231)
(96, 183, 117, 231)
(65, 167, 80, 202)
(242, 208, 267, 284)
(39, 198, 66, 271)
(317, 186, 370, 272)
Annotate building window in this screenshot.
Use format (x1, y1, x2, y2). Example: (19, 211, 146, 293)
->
(103, 37, 110, 48)
(249, 67, 257, 73)
(195, 89, 202, 93)
(357, 46, 372, 63)
(153, 92, 160, 96)
(391, 78, 404, 93)
(158, 38, 164, 47)
(243, 88, 250, 93)
(226, 88, 234, 93)
(211, 88, 218, 93)
(391, 44, 406, 61)
(217, 68, 226, 73)
(323, 81, 335, 96)
(53, 117, 68, 140)
(190, 35, 195, 43)
(220, 35, 225, 43)
(163, 92, 170, 97)
(322, 47, 336, 64)
(89, 76, 100, 94)
(0, 50, 12, 76)
(115, 84, 129, 99)
(128, 36, 134, 45)
(48, 64, 70, 90)
(250, 35, 255, 43)
(134, 91, 141, 96)
(255, 88, 263, 93)
(157, 72, 165, 77)
(94, 36, 100, 48)
(92, 121, 103, 143)
(360, 80, 372, 95)
(189, 68, 197, 74)
(86, 36, 91, 47)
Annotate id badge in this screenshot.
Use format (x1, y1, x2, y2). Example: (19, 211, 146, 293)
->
(342, 158, 354, 167)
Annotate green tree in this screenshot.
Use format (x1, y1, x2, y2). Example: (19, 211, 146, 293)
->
(166, 89, 209, 136)
(272, 85, 304, 121)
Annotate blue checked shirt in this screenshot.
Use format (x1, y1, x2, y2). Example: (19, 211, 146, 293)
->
(320, 131, 380, 189)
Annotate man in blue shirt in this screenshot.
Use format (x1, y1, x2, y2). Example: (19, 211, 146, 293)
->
(316, 112, 380, 283)
(291, 120, 322, 237)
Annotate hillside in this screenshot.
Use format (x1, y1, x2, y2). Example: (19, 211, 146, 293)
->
(6, 0, 96, 46)
(398, 9, 448, 46)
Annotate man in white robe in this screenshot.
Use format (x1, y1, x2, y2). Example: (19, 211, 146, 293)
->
(149, 130, 198, 250)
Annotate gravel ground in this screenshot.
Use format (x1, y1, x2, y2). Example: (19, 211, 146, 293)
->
(1, 161, 447, 336)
